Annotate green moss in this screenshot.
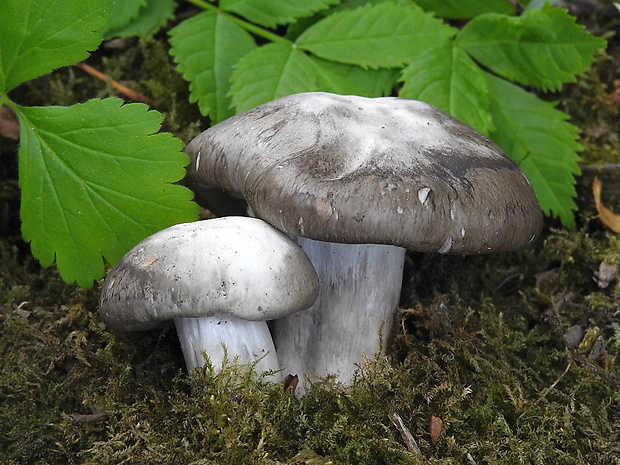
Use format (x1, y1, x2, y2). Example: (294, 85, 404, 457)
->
(2, 10, 620, 465)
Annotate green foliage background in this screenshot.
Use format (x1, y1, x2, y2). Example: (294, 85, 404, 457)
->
(0, 0, 608, 284)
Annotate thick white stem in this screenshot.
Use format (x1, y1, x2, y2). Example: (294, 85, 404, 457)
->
(272, 238, 405, 390)
(174, 313, 280, 379)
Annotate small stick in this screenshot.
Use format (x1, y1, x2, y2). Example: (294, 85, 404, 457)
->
(74, 62, 155, 106)
(517, 362, 572, 421)
(581, 163, 620, 173)
(390, 412, 422, 456)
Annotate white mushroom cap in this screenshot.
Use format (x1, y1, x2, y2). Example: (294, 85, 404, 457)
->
(99, 216, 319, 332)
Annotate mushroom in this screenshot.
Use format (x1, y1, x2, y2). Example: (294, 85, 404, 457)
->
(99, 216, 319, 378)
(183, 92, 543, 388)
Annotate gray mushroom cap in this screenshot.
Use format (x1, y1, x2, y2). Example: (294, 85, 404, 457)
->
(99, 216, 320, 332)
(185, 92, 543, 255)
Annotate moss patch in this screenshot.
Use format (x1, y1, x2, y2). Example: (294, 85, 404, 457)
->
(2, 7, 620, 465)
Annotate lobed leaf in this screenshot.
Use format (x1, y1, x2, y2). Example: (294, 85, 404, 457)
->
(296, 2, 457, 69)
(169, 11, 257, 123)
(220, 0, 339, 28)
(457, 4, 606, 91)
(484, 74, 581, 228)
(399, 40, 494, 136)
(16, 98, 198, 287)
(414, 0, 515, 18)
(104, 0, 176, 39)
(0, 0, 111, 93)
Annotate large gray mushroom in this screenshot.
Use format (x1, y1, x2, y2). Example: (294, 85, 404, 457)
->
(184, 92, 543, 389)
(99, 216, 319, 377)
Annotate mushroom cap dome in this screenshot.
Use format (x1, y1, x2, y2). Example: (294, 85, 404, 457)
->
(185, 92, 543, 255)
(99, 216, 319, 332)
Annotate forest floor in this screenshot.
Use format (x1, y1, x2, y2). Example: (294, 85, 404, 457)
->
(1, 2, 620, 464)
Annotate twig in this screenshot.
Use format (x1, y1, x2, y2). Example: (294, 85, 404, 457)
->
(517, 362, 572, 421)
(74, 62, 155, 106)
(390, 412, 422, 456)
(581, 163, 620, 173)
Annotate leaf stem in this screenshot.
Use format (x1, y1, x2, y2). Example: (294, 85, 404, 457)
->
(184, 0, 290, 44)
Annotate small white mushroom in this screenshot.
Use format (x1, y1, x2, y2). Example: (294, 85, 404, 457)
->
(98, 216, 319, 378)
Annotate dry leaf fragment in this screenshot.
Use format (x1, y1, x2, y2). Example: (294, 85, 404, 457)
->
(430, 415, 444, 445)
(593, 177, 620, 233)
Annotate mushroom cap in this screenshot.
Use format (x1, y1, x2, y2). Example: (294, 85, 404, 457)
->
(185, 92, 543, 255)
(99, 216, 319, 332)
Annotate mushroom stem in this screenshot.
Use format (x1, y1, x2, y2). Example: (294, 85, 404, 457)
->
(174, 313, 281, 379)
(272, 238, 406, 390)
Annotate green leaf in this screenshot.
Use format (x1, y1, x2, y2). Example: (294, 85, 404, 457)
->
(100, 0, 146, 38)
(104, 0, 175, 39)
(484, 73, 581, 227)
(220, 0, 339, 28)
(414, 0, 515, 18)
(296, 2, 457, 69)
(229, 42, 399, 113)
(15, 98, 198, 287)
(457, 4, 606, 91)
(399, 40, 494, 135)
(0, 0, 111, 93)
(169, 11, 257, 123)
(229, 43, 324, 113)
(310, 58, 399, 97)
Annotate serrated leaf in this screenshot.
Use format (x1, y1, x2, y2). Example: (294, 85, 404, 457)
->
(220, 0, 338, 28)
(229, 43, 324, 112)
(229, 42, 399, 113)
(16, 98, 198, 287)
(104, 0, 175, 39)
(311, 58, 399, 97)
(169, 11, 257, 123)
(484, 73, 581, 227)
(101, 0, 146, 38)
(0, 0, 111, 92)
(414, 0, 515, 19)
(296, 2, 457, 69)
(399, 40, 494, 135)
(457, 4, 606, 91)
